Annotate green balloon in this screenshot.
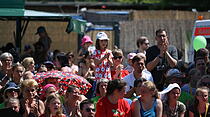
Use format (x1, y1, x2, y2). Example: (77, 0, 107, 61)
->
(193, 36, 207, 51)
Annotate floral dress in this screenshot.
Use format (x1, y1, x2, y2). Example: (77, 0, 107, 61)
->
(92, 49, 113, 80)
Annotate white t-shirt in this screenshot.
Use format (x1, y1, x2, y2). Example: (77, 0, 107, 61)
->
(123, 69, 153, 92)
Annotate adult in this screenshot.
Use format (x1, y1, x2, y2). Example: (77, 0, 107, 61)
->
(133, 36, 150, 54)
(19, 79, 45, 117)
(195, 57, 206, 76)
(195, 48, 209, 64)
(63, 85, 84, 117)
(189, 87, 210, 117)
(0, 82, 20, 109)
(0, 52, 13, 88)
(123, 54, 153, 98)
(160, 83, 186, 117)
(95, 79, 131, 117)
(91, 78, 108, 106)
(80, 99, 95, 117)
(146, 28, 178, 90)
(11, 63, 25, 85)
(35, 26, 52, 53)
(21, 57, 35, 73)
(131, 81, 162, 117)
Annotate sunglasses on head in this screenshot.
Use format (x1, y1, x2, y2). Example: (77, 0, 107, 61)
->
(113, 56, 123, 59)
(86, 108, 95, 112)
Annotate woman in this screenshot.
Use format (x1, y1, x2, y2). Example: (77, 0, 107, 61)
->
(11, 63, 25, 85)
(0, 52, 13, 87)
(21, 57, 35, 73)
(189, 86, 210, 117)
(160, 83, 186, 117)
(96, 79, 131, 117)
(41, 94, 66, 117)
(131, 81, 162, 117)
(19, 79, 45, 117)
(40, 84, 58, 102)
(91, 78, 108, 106)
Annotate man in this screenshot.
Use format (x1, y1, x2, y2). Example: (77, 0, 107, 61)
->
(35, 26, 52, 52)
(146, 28, 178, 90)
(195, 57, 206, 76)
(80, 99, 95, 117)
(123, 54, 153, 98)
(133, 36, 150, 54)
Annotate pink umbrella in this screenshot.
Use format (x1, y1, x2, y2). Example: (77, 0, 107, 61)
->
(33, 70, 92, 95)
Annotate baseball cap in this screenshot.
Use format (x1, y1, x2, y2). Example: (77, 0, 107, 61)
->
(96, 32, 109, 40)
(166, 69, 181, 77)
(35, 26, 46, 35)
(127, 53, 137, 60)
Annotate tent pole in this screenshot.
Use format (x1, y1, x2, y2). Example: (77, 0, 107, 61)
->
(16, 17, 22, 53)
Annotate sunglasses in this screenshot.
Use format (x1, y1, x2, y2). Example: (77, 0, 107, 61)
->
(7, 89, 19, 93)
(113, 56, 123, 59)
(201, 82, 210, 87)
(86, 108, 95, 112)
(144, 43, 149, 45)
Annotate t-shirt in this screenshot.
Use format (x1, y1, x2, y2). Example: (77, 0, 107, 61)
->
(111, 69, 129, 80)
(163, 101, 186, 117)
(96, 96, 131, 117)
(146, 45, 178, 89)
(92, 49, 113, 80)
(189, 103, 210, 117)
(123, 70, 154, 92)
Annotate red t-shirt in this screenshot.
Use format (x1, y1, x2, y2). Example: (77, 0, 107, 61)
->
(111, 70, 129, 80)
(96, 96, 131, 117)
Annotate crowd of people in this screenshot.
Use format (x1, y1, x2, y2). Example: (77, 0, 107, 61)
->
(0, 26, 209, 117)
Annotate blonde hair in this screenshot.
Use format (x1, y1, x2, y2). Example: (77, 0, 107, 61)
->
(142, 81, 159, 98)
(21, 79, 38, 92)
(21, 57, 34, 70)
(45, 94, 63, 117)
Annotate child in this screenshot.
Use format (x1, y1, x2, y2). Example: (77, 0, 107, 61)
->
(111, 47, 129, 80)
(92, 32, 113, 80)
(77, 35, 93, 63)
(124, 53, 137, 73)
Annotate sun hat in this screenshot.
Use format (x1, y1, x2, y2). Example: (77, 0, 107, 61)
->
(81, 35, 93, 46)
(96, 32, 109, 40)
(159, 83, 181, 101)
(3, 82, 20, 95)
(127, 53, 137, 60)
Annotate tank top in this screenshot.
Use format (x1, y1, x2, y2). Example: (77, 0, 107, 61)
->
(138, 97, 157, 117)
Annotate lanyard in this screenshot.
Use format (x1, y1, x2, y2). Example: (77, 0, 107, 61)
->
(199, 103, 209, 117)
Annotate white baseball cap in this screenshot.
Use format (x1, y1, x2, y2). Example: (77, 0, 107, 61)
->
(96, 32, 109, 40)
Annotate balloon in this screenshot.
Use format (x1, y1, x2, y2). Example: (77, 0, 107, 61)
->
(193, 36, 207, 51)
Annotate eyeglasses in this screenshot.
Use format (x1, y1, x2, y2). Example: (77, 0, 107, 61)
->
(144, 43, 149, 45)
(197, 63, 205, 66)
(156, 35, 167, 38)
(86, 108, 95, 112)
(7, 89, 19, 93)
(113, 56, 123, 59)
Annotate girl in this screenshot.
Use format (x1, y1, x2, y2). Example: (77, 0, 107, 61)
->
(92, 32, 113, 80)
(41, 94, 66, 117)
(189, 86, 210, 117)
(131, 81, 162, 117)
(111, 47, 129, 80)
(160, 83, 186, 117)
(77, 35, 93, 63)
